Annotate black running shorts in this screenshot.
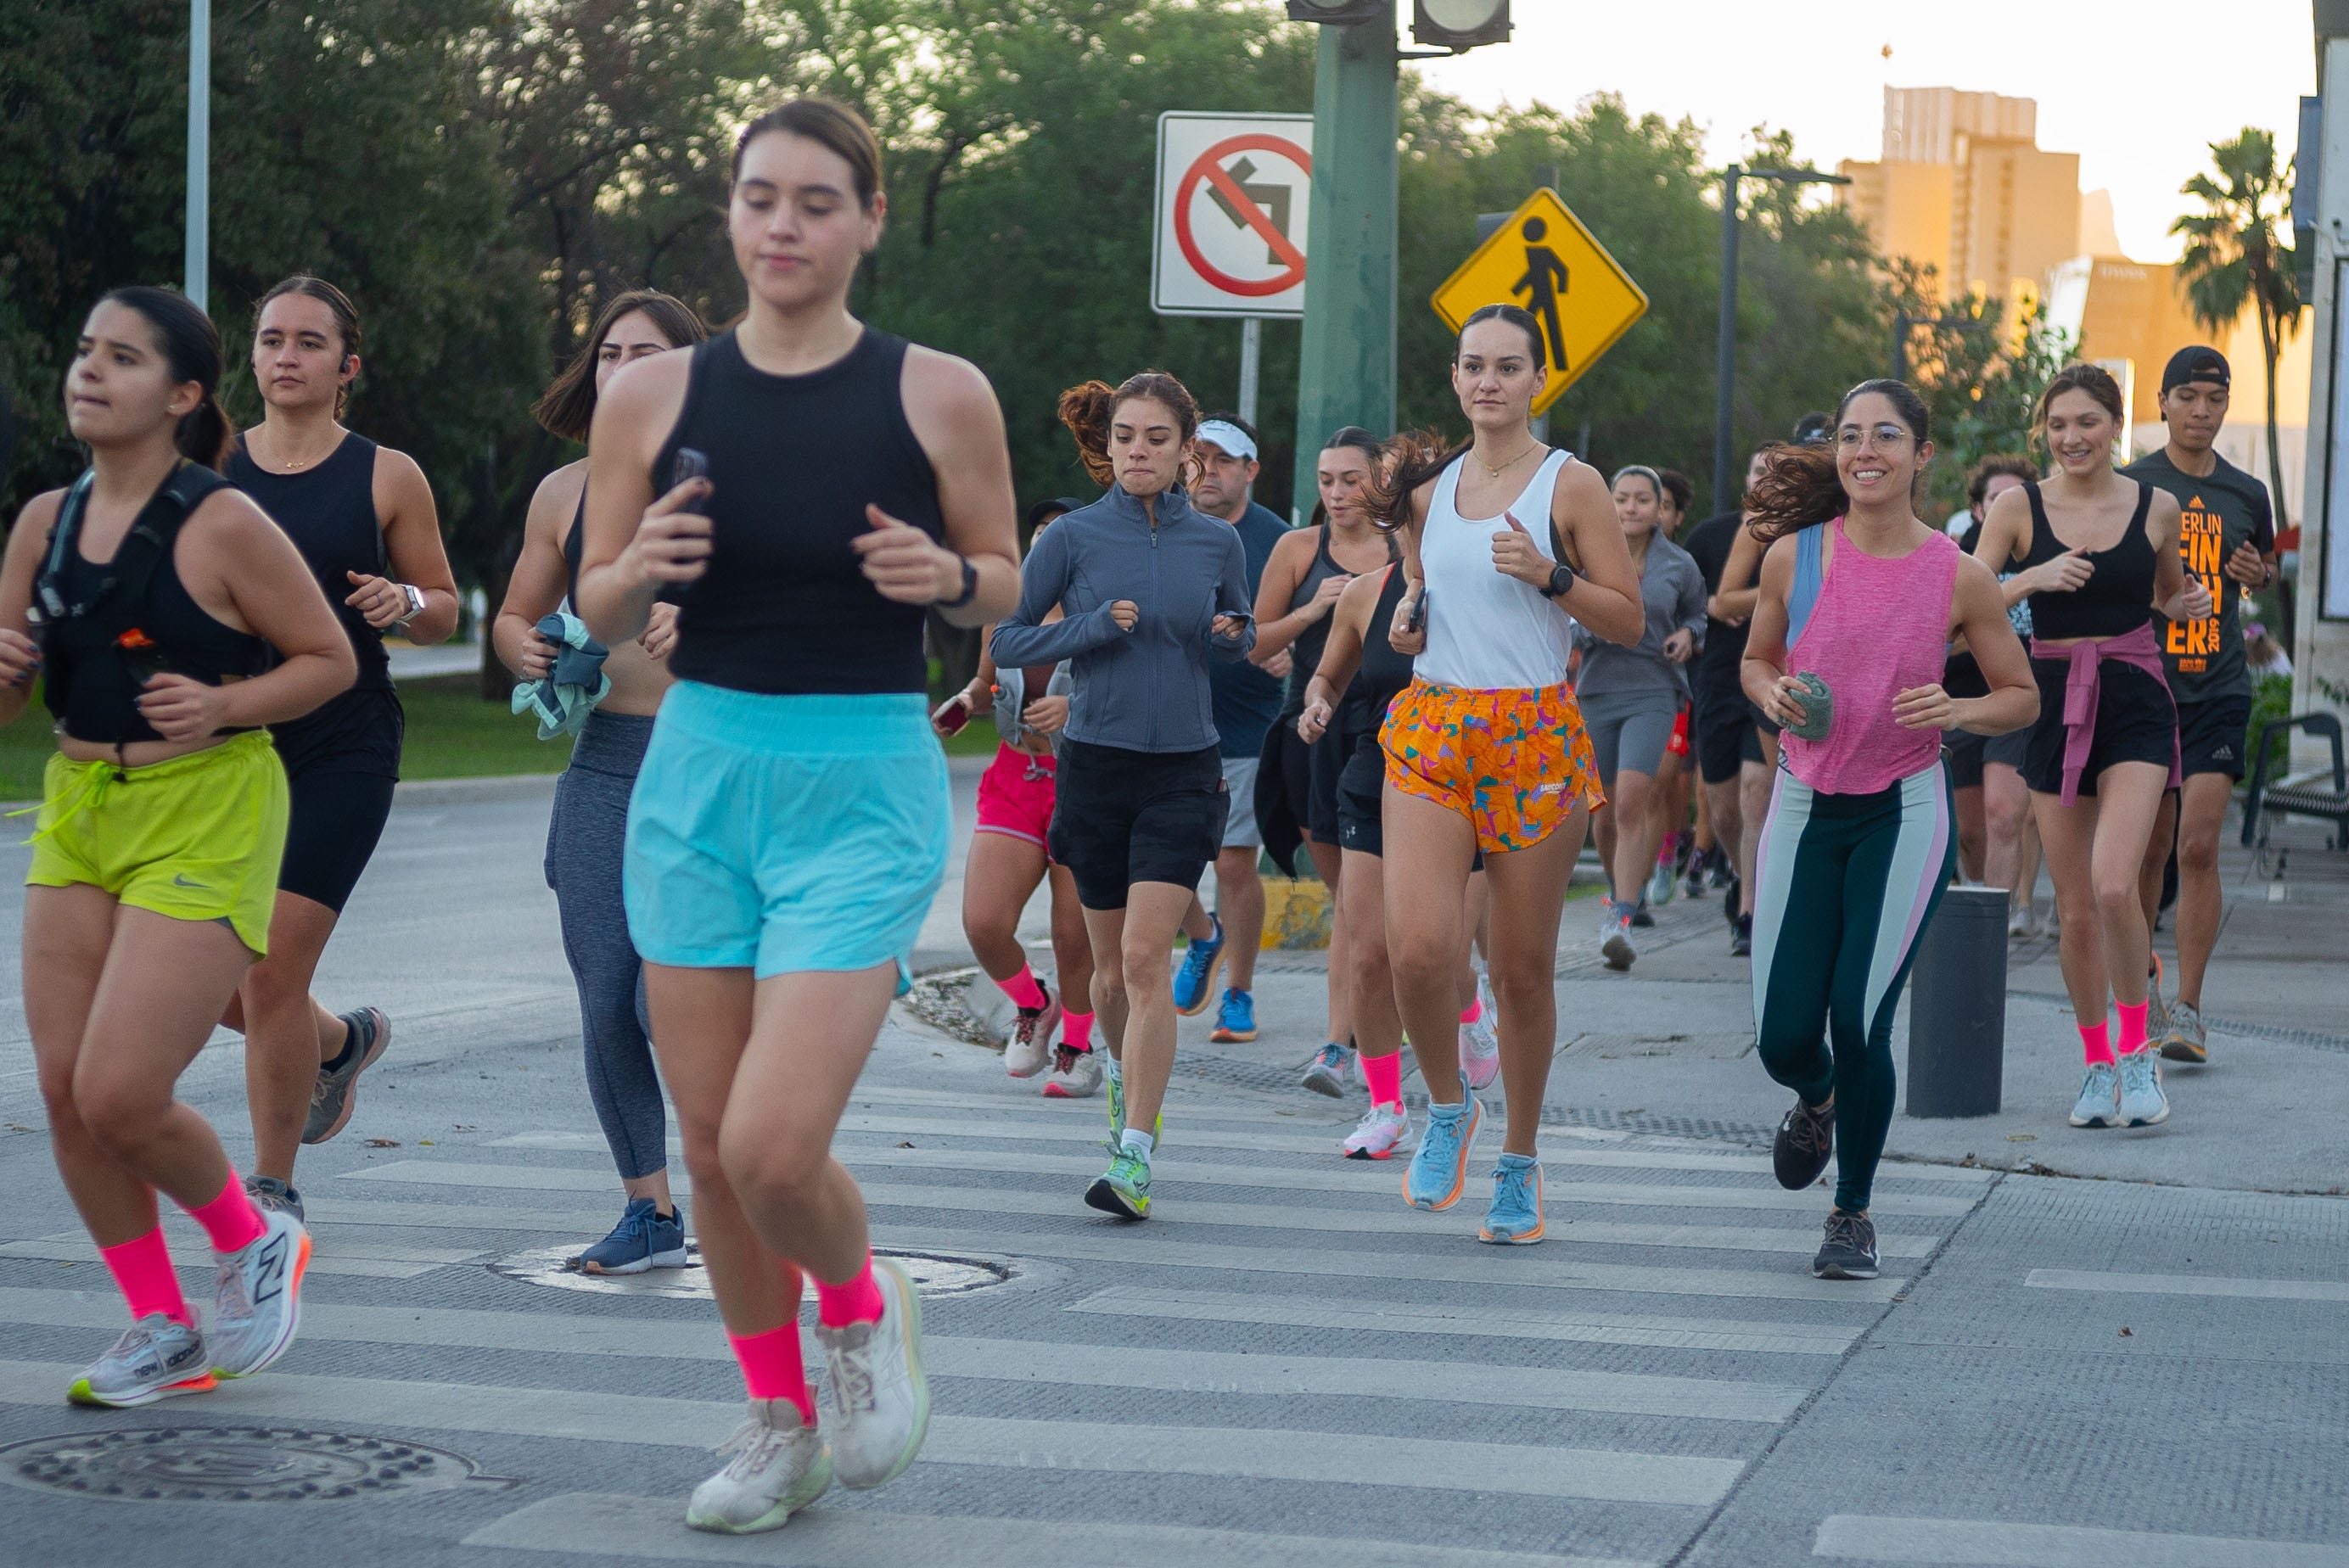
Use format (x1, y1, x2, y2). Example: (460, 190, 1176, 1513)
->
(1048, 738, 1227, 910)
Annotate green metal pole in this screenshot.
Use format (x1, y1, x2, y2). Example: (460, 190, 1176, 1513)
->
(1291, 15, 1397, 524)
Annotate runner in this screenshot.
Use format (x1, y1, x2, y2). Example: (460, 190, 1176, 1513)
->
(934, 496, 1100, 1097)
(1683, 446, 1777, 955)
(221, 276, 461, 1220)
(990, 372, 1253, 1218)
(1170, 415, 1289, 1046)
(494, 288, 708, 1272)
(1645, 468, 1698, 910)
(2124, 348, 2276, 1064)
(1741, 378, 2036, 1279)
(1371, 303, 1644, 1243)
(1951, 455, 2046, 934)
(1578, 464, 1707, 971)
(575, 98, 1022, 1533)
(1974, 363, 2210, 1131)
(1250, 427, 1396, 1095)
(4, 287, 356, 1405)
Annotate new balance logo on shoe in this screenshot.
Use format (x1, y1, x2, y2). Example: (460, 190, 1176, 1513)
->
(249, 1236, 289, 1306)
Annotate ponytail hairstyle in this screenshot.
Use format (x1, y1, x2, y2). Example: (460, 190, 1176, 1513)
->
(2032, 361, 2125, 442)
(1746, 377, 1931, 542)
(1367, 303, 1550, 530)
(1056, 370, 1200, 489)
(98, 285, 234, 470)
(734, 97, 883, 208)
(1656, 468, 1694, 521)
(1320, 424, 1385, 468)
(256, 274, 362, 418)
(533, 289, 709, 443)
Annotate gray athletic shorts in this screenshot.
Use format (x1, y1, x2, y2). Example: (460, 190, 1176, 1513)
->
(1219, 755, 1263, 848)
(1578, 687, 1679, 782)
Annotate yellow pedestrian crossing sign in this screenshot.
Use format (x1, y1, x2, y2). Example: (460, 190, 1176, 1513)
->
(1431, 188, 1647, 415)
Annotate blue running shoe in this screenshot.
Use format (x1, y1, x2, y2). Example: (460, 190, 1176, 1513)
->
(1402, 1095, 1481, 1211)
(1478, 1153, 1545, 1244)
(575, 1196, 689, 1275)
(1172, 917, 1225, 1016)
(1209, 987, 1257, 1043)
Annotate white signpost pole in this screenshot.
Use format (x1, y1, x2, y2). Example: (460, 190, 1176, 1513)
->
(1238, 317, 1263, 427)
(186, 0, 210, 311)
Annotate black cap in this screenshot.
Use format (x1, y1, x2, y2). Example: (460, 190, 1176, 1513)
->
(1024, 496, 1090, 532)
(1791, 411, 1833, 446)
(2161, 346, 2230, 395)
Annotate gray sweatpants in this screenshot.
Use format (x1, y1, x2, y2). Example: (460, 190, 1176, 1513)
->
(545, 710, 667, 1180)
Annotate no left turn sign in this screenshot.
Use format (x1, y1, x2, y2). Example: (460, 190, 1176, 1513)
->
(1153, 112, 1314, 318)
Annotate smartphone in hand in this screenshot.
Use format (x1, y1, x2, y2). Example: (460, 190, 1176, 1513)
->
(1405, 587, 1429, 635)
(671, 447, 711, 509)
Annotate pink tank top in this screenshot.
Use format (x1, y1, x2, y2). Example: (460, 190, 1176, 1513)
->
(1783, 518, 1960, 795)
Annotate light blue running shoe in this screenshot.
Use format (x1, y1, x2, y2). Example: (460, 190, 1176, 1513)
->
(1402, 1095, 1481, 1211)
(1478, 1152, 1545, 1244)
(1172, 917, 1225, 1016)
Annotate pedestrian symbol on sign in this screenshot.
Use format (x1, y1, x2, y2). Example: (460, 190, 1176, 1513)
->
(1429, 188, 1648, 414)
(1511, 217, 1570, 374)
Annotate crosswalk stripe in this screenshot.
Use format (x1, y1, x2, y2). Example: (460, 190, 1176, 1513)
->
(464, 1492, 1652, 1568)
(0, 1234, 473, 1280)
(1072, 1285, 1859, 1357)
(0, 1287, 1798, 1423)
(0, 1358, 1736, 1506)
(1813, 1514, 2349, 1566)
(2024, 1268, 2349, 1303)
(853, 1180, 1938, 1257)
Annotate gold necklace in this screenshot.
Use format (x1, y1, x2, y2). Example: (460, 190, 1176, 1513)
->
(261, 424, 339, 472)
(1476, 440, 1542, 479)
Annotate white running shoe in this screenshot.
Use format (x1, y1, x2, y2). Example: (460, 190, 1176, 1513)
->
(2068, 1062, 2122, 1128)
(1041, 1044, 1103, 1099)
(1458, 1006, 1500, 1092)
(1003, 979, 1059, 1078)
(817, 1259, 930, 1490)
(2007, 902, 2033, 938)
(1601, 916, 1637, 972)
(1343, 1102, 1411, 1161)
(2116, 1050, 2170, 1127)
(67, 1314, 216, 1408)
(687, 1397, 833, 1533)
(210, 1205, 311, 1378)
(1477, 964, 1497, 1024)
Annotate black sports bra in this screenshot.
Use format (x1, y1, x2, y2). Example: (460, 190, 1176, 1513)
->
(2015, 480, 2156, 641)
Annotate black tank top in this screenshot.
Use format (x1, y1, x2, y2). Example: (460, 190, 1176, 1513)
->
(2016, 479, 2156, 641)
(227, 433, 391, 690)
(562, 488, 586, 609)
(1334, 564, 1413, 754)
(39, 466, 273, 745)
(1286, 525, 1397, 715)
(657, 328, 943, 695)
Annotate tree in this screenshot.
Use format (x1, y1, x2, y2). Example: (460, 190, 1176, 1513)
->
(1880, 260, 2076, 518)
(2173, 127, 2301, 533)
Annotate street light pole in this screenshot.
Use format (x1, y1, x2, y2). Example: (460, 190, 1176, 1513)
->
(186, 0, 210, 311)
(1711, 164, 1850, 514)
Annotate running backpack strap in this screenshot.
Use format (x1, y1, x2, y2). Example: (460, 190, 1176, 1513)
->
(104, 464, 227, 635)
(31, 472, 97, 626)
(1786, 524, 1825, 651)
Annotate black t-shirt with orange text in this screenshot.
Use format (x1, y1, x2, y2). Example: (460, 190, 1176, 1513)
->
(2121, 447, 2274, 703)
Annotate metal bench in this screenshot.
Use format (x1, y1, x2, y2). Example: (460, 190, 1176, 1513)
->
(2242, 712, 2349, 849)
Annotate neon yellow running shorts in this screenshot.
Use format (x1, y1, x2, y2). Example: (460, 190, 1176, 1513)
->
(24, 731, 290, 955)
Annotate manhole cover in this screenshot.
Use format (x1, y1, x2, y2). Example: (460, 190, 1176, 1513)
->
(1, 1428, 483, 1503)
(491, 1242, 1018, 1300)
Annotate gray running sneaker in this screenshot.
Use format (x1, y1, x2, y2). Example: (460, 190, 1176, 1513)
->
(2160, 1000, 2209, 1066)
(686, 1398, 833, 1534)
(1301, 1042, 1355, 1098)
(818, 1259, 931, 1490)
(244, 1173, 305, 1223)
(67, 1314, 216, 1408)
(210, 1205, 311, 1378)
(1813, 1211, 1879, 1280)
(304, 1006, 391, 1145)
(2068, 1063, 2122, 1128)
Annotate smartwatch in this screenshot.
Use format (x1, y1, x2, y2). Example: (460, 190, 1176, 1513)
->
(394, 583, 427, 626)
(1539, 562, 1577, 599)
(940, 556, 979, 609)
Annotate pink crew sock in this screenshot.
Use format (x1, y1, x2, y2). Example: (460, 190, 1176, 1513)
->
(98, 1229, 192, 1326)
(1061, 1009, 1096, 1050)
(184, 1169, 266, 1255)
(1656, 831, 1679, 868)
(2078, 1020, 2114, 1067)
(726, 1323, 816, 1424)
(816, 1252, 885, 1328)
(1360, 1050, 1404, 1110)
(995, 966, 1048, 1012)
(1457, 998, 1483, 1025)
(2116, 1000, 2149, 1056)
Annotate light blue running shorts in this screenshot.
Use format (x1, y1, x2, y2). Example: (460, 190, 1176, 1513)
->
(623, 682, 949, 987)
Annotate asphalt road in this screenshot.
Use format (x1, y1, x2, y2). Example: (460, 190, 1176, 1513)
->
(0, 776, 2343, 1567)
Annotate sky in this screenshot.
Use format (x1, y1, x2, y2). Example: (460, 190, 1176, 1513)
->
(1403, 0, 2315, 262)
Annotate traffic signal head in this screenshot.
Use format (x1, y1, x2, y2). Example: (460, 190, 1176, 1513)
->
(1413, 0, 1511, 48)
(1287, 0, 1392, 22)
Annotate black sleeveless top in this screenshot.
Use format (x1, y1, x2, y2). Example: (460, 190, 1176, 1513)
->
(226, 433, 391, 691)
(656, 328, 943, 696)
(1335, 564, 1414, 757)
(1285, 524, 1398, 716)
(562, 488, 586, 609)
(2016, 479, 2156, 641)
(40, 466, 273, 745)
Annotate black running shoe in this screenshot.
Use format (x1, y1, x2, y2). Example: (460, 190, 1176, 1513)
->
(1772, 1095, 1834, 1190)
(1629, 901, 1655, 929)
(1730, 915, 1752, 958)
(1723, 875, 1743, 929)
(1813, 1211, 1879, 1280)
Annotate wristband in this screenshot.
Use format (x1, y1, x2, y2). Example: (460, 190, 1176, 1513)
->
(940, 556, 978, 609)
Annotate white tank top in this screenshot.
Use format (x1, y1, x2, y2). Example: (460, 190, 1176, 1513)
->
(1416, 448, 1576, 691)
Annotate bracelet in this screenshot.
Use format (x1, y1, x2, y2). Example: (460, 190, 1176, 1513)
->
(939, 556, 978, 609)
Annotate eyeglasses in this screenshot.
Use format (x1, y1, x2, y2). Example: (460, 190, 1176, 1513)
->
(1835, 424, 1913, 451)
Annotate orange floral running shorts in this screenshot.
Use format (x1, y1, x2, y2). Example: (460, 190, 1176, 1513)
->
(1380, 679, 1604, 854)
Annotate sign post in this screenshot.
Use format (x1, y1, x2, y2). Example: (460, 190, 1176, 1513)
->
(1430, 187, 1647, 417)
(186, 0, 210, 311)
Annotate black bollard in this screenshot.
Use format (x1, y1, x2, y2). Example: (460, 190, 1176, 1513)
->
(1904, 885, 2008, 1118)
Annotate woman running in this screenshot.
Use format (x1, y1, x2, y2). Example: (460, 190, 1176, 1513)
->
(222, 276, 460, 1219)
(1371, 303, 1644, 1243)
(1974, 364, 2207, 1131)
(4, 288, 356, 1405)
(494, 288, 708, 1274)
(935, 496, 1100, 1099)
(989, 372, 1255, 1219)
(1248, 428, 1395, 1095)
(1740, 380, 2036, 1280)
(576, 99, 1021, 1534)
(1577, 464, 1706, 970)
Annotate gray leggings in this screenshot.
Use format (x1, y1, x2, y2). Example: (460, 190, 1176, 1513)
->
(546, 710, 667, 1181)
(1578, 686, 1680, 781)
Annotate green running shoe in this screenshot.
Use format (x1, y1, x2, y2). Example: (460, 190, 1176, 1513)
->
(1105, 1068, 1162, 1150)
(1085, 1147, 1152, 1219)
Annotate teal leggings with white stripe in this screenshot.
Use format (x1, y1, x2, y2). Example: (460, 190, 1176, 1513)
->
(1751, 763, 1954, 1212)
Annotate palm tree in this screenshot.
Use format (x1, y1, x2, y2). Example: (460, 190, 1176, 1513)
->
(2172, 128, 2301, 533)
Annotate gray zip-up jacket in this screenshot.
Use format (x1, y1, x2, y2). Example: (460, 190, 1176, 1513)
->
(989, 484, 1256, 753)
(1572, 532, 1708, 701)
